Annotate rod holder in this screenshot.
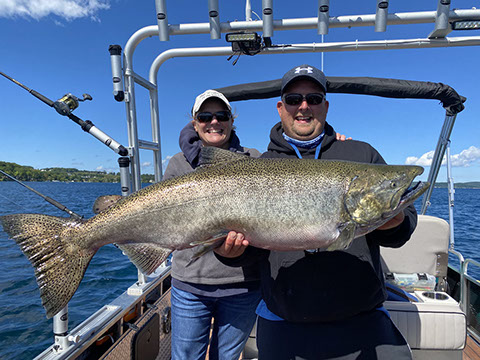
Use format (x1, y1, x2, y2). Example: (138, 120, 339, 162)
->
(208, 0, 221, 39)
(53, 306, 70, 352)
(262, 0, 273, 38)
(375, 0, 389, 32)
(429, 0, 452, 38)
(108, 45, 125, 102)
(155, 0, 170, 41)
(318, 0, 329, 35)
(118, 156, 131, 196)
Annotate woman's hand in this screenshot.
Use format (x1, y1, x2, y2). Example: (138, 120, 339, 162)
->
(214, 231, 249, 258)
(336, 133, 352, 141)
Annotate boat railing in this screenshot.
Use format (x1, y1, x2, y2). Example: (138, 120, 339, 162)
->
(463, 258, 480, 342)
(34, 265, 171, 360)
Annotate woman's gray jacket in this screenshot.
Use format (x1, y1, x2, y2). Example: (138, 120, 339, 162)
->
(163, 123, 261, 288)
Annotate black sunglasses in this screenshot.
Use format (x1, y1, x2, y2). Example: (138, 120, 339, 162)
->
(196, 110, 232, 123)
(282, 93, 325, 106)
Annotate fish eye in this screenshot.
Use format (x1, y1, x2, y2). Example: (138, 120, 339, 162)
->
(390, 181, 397, 188)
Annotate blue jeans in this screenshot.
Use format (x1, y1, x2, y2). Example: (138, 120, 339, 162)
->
(171, 285, 261, 360)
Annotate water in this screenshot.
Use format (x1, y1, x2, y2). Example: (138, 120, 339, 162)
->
(0, 182, 479, 360)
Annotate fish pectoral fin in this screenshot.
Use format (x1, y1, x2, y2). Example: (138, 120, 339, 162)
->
(199, 147, 247, 167)
(189, 231, 230, 247)
(117, 243, 172, 275)
(327, 223, 356, 251)
(186, 231, 230, 267)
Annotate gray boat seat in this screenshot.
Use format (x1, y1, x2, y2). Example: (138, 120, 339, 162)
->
(380, 214, 450, 280)
(381, 215, 466, 357)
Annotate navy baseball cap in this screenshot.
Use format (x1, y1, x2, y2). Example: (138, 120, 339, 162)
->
(281, 65, 327, 94)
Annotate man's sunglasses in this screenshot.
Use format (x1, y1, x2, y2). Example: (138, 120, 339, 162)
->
(282, 93, 325, 106)
(196, 110, 232, 123)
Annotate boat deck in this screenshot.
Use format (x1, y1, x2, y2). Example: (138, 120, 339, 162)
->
(464, 336, 480, 360)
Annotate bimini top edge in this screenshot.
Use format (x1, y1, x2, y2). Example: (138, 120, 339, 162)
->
(216, 76, 466, 116)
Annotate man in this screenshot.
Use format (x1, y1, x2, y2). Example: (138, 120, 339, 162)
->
(215, 65, 416, 359)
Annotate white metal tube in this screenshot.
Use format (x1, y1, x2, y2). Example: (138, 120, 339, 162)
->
(124, 9, 480, 70)
(123, 73, 142, 191)
(149, 36, 480, 82)
(446, 142, 455, 248)
(421, 114, 457, 214)
(148, 89, 163, 182)
(245, 0, 252, 21)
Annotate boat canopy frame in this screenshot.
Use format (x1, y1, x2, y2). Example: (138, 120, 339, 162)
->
(117, 4, 479, 207)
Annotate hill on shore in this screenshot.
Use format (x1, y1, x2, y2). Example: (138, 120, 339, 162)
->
(0, 161, 155, 183)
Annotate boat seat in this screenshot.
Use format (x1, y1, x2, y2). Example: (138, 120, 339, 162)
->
(380, 214, 450, 280)
(381, 215, 466, 358)
(385, 292, 466, 358)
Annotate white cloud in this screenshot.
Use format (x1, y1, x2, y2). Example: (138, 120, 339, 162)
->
(405, 146, 480, 167)
(0, 0, 110, 20)
(162, 156, 172, 167)
(96, 165, 104, 171)
(141, 162, 152, 168)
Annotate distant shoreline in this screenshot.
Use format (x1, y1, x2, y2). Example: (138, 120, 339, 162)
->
(0, 161, 155, 183)
(1, 161, 478, 188)
(433, 182, 480, 189)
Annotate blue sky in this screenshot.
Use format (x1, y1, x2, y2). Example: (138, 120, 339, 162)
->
(1, 0, 479, 182)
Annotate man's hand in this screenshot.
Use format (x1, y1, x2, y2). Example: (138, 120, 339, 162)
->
(377, 211, 405, 230)
(214, 231, 249, 258)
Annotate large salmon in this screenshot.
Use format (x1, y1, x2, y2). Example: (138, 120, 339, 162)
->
(0, 147, 428, 318)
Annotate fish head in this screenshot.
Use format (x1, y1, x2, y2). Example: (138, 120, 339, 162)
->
(344, 164, 429, 229)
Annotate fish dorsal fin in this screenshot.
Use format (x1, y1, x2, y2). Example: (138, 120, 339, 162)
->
(199, 147, 248, 167)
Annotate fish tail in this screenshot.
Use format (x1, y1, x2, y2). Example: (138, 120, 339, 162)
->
(0, 214, 96, 318)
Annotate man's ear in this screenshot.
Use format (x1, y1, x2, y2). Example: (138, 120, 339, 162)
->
(191, 120, 198, 132)
(276, 100, 284, 117)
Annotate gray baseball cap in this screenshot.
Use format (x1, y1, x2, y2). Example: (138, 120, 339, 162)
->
(281, 65, 327, 94)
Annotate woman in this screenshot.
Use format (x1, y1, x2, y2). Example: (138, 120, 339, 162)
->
(163, 89, 262, 360)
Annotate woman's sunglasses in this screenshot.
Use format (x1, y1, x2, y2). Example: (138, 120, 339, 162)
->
(282, 93, 325, 106)
(196, 110, 232, 123)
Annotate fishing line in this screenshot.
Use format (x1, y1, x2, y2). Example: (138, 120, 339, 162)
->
(0, 169, 83, 219)
(0, 192, 28, 211)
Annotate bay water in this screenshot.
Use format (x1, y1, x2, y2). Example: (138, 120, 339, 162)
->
(0, 182, 479, 359)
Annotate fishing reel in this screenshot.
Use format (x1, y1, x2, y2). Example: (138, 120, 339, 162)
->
(53, 93, 93, 116)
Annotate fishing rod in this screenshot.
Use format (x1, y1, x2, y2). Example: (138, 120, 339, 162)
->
(0, 70, 128, 156)
(0, 169, 83, 220)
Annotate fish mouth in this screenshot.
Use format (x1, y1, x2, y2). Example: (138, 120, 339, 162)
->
(400, 181, 429, 205)
(384, 180, 430, 219)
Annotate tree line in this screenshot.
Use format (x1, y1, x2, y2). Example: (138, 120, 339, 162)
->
(0, 161, 155, 183)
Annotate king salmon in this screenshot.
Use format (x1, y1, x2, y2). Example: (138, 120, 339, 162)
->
(0, 147, 429, 318)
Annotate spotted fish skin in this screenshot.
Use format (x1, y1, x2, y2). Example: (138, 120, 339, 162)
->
(0, 147, 428, 318)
